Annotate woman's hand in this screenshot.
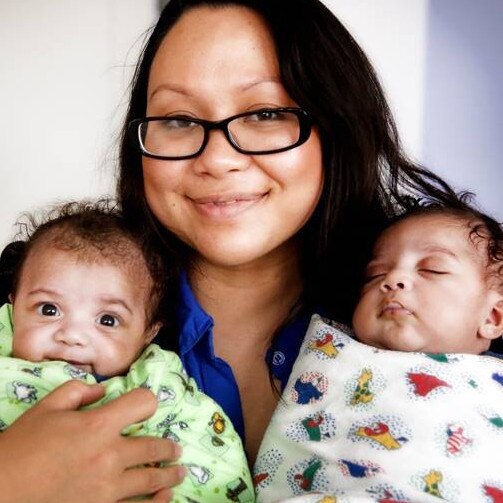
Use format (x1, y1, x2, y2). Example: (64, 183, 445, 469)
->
(0, 380, 185, 503)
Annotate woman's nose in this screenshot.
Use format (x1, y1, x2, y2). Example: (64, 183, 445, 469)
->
(379, 270, 411, 293)
(193, 130, 250, 178)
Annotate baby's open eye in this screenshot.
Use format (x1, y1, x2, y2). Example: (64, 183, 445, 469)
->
(38, 303, 59, 317)
(98, 314, 119, 327)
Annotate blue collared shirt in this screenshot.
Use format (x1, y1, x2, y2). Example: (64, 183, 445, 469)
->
(176, 272, 312, 440)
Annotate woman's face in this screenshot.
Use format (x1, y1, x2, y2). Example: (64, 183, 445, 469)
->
(143, 5, 323, 268)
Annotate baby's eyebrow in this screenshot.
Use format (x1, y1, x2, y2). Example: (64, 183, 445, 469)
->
(99, 297, 133, 315)
(27, 288, 61, 298)
(422, 245, 459, 259)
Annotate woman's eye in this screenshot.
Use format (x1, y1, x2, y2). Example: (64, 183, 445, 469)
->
(98, 314, 119, 327)
(162, 118, 197, 130)
(247, 110, 284, 122)
(38, 303, 59, 317)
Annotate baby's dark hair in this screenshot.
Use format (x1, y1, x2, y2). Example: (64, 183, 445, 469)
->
(3, 200, 168, 330)
(391, 193, 503, 292)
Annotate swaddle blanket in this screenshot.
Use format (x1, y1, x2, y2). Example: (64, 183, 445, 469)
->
(0, 304, 253, 503)
(254, 314, 503, 503)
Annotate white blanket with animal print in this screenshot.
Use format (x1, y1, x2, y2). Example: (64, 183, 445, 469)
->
(254, 314, 503, 503)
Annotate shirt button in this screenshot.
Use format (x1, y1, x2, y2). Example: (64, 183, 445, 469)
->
(272, 351, 285, 366)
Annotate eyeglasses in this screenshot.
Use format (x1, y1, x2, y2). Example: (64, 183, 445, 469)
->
(128, 107, 313, 160)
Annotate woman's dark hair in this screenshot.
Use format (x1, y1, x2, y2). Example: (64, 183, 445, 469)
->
(2, 200, 177, 337)
(118, 0, 461, 324)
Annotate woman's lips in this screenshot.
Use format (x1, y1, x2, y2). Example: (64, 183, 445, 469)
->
(189, 192, 267, 219)
(379, 300, 412, 318)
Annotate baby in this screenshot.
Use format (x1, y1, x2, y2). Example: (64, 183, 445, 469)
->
(255, 203, 503, 503)
(0, 201, 253, 503)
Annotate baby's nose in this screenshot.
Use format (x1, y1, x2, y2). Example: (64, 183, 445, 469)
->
(54, 322, 88, 346)
(379, 271, 410, 292)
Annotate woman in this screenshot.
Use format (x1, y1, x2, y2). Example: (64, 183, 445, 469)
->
(0, 0, 460, 501)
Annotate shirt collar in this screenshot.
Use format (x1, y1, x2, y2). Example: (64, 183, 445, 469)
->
(177, 271, 213, 355)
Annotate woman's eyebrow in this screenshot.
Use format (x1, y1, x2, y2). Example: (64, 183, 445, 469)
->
(149, 77, 282, 100)
(149, 83, 191, 100)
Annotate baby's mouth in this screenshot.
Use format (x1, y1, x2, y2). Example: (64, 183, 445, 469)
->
(66, 361, 93, 373)
(379, 300, 412, 318)
(44, 358, 93, 373)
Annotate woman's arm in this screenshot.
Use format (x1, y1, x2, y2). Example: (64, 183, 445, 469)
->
(0, 380, 185, 503)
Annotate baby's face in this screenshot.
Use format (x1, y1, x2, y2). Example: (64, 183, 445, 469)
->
(353, 214, 494, 354)
(11, 247, 157, 376)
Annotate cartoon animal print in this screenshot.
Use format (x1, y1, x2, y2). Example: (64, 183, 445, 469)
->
(492, 372, 503, 388)
(21, 366, 42, 378)
(483, 484, 503, 503)
(422, 470, 443, 498)
(291, 372, 327, 405)
(64, 364, 88, 380)
(351, 369, 374, 405)
(481, 411, 503, 430)
(185, 464, 212, 486)
(156, 412, 189, 442)
(225, 477, 254, 502)
(209, 411, 226, 434)
(156, 385, 176, 403)
(10, 381, 37, 403)
(445, 423, 472, 457)
(367, 485, 410, 503)
(407, 372, 450, 397)
(337, 459, 381, 478)
(308, 332, 344, 358)
(355, 421, 408, 450)
(293, 459, 323, 491)
(253, 449, 283, 490)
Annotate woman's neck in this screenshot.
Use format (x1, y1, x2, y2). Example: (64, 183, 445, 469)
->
(189, 243, 303, 353)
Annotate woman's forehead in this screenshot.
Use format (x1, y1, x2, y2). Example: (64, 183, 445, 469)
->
(148, 5, 280, 99)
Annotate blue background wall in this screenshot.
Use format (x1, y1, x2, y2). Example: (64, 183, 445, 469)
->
(423, 0, 503, 219)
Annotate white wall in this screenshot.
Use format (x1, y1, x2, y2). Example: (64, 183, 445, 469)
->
(325, 0, 429, 161)
(0, 0, 157, 248)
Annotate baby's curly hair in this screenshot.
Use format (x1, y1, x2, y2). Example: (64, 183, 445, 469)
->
(4, 199, 168, 330)
(394, 193, 503, 292)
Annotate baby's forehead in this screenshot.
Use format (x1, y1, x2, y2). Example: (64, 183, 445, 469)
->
(25, 235, 152, 286)
(374, 213, 487, 261)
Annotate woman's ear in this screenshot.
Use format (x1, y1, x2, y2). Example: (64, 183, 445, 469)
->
(144, 322, 163, 345)
(478, 295, 503, 341)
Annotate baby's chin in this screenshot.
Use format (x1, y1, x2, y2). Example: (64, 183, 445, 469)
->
(360, 327, 431, 353)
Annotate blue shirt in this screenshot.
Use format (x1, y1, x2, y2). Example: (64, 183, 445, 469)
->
(176, 272, 312, 440)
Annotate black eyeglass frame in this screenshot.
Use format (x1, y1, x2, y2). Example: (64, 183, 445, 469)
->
(128, 107, 314, 160)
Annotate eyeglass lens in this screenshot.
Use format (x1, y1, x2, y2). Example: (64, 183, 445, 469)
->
(138, 110, 302, 157)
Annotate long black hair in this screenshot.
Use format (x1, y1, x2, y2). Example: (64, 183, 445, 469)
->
(118, 0, 461, 324)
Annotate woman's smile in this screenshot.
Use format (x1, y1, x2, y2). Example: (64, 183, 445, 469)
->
(188, 191, 268, 220)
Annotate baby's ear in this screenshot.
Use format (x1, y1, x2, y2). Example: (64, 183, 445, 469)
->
(478, 293, 503, 341)
(144, 322, 162, 345)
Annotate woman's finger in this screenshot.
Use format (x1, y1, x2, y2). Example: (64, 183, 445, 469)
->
(83, 387, 158, 432)
(30, 380, 105, 413)
(117, 465, 186, 502)
(118, 435, 182, 469)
